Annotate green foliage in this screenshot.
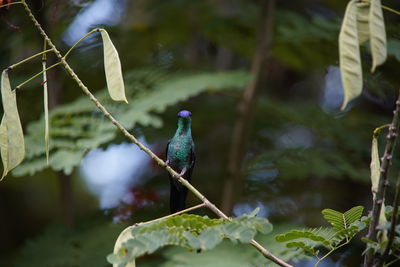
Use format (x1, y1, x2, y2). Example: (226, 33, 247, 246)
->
(13, 70, 250, 176)
(158, 224, 308, 267)
(273, 11, 339, 70)
(108, 210, 272, 266)
(247, 99, 386, 183)
(275, 206, 365, 266)
(14, 218, 128, 267)
(388, 39, 400, 62)
(322, 206, 364, 231)
(361, 205, 400, 258)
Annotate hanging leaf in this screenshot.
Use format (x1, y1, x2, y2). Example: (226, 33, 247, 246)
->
(100, 29, 128, 103)
(339, 0, 362, 110)
(42, 57, 50, 165)
(0, 70, 25, 180)
(369, 0, 386, 72)
(378, 204, 388, 243)
(370, 135, 380, 197)
(356, 2, 370, 44)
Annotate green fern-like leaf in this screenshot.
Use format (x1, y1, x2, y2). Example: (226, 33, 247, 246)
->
(286, 241, 318, 257)
(275, 228, 331, 247)
(331, 220, 366, 246)
(344, 206, 364, 225)
(275, 206, 365, 265)
(322, 209, 346, 231)
(322, 206, 363, 231)
(108, 210, 272, 266)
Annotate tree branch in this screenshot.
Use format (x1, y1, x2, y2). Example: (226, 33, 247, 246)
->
(20, 1, 292, 266)
(63, 28, 100, 59)
(13, 62, 61, 90)
(135, 203, 206, 226)
(379, 176, 400, 266)
(7, 49, 54, 70)
(365, 90, 400, 266)
(0, 1, 23, 9)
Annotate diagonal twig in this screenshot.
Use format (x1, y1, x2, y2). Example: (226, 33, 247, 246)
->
(20, 1, 292, 266)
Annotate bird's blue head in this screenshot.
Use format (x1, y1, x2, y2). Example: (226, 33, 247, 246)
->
(176, 110, 192, 135)
(178, 110, 192, 118)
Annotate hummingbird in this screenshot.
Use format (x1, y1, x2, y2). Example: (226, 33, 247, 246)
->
(166, 110, 195, 213)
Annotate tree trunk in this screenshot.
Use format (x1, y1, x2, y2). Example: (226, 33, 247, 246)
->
(221, 0, 275, 215)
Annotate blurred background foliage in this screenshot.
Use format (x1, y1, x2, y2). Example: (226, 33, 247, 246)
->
(1, 0, 400, 266)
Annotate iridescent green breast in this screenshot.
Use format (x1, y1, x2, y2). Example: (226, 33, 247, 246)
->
(167, 134, 193, 171)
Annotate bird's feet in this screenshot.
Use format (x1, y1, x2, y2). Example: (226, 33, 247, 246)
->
(179, 167, 187, 177)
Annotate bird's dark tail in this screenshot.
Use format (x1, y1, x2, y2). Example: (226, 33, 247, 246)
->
(169, 179, 188, 213)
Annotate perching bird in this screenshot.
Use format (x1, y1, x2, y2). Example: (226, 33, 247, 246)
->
(166, 110, 195, 213)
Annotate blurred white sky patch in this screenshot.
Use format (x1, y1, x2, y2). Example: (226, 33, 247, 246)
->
(277, 125, 314, 149)
(80, 141, 152, 209)
(63, 0, 128, 46)
(233, 202, 269, 218)
(320, 66, 344, 111)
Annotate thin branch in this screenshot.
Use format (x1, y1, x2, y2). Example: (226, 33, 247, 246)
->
(315, 240, 351, 267)
(365, 91, 400, 266)
(20, 1, 292, 266)
(63, 28, 100, 59)
(359, 1, 400, 16)
(384, 255, 400, 267)
(380, 176, 400, 264)
(382, 4, 400, 16)
(0, 1, 23, 9)
(14, 62, 61, 90)
(7, 49, 54, 70)
(135, 203, 206, 226)
(374, 124, 391, 137)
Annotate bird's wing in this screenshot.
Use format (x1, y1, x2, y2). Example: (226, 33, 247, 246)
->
(166, 140, 171, 160)
(185, 141, 195, 181)
(190, 142, 196, 171)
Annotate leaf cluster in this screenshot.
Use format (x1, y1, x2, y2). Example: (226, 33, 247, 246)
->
(107, 211, 272, 266)
(361, 205, 400, 260)
(275, 206, 365, 265)
(159, 224, 308, 267)
(273, 10, 340, 70)
(339, 0, 387, 109)
(247, 99, 387, 183)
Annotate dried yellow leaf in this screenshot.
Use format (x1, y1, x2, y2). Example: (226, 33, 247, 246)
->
(1, 70, 25, 180)
(369, 0, 387, 72)
(339, 0, 362, 110)
(100, 29, 128, 103)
